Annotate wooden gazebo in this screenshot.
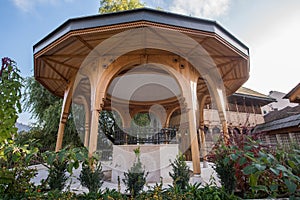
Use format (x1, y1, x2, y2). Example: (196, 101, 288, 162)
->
(34, 8, 249, 178)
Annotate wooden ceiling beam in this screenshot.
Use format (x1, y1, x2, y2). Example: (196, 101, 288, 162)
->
(43, 54, 88, 59)
(223, 76, 248, 82)
(76, 35, 94, 50)
(38, 76, 66, 82)
(42, 58, 68, 83)
(45, 57, 78, 70)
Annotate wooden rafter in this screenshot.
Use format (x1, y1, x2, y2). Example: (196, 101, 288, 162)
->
(76, 35, 94, 50)
(43, 54, 88, 59)
(38, 76, 66, 82)
(223, 76, 248, 82)
(42, 58, 68, 82)
(45, 57, 78, 70)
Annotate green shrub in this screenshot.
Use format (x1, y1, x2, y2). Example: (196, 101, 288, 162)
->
(42, 146, 88, 191)
(169, 153, 190, 190)
(0, 139, 39, 198)
(47, 160, 69, 191)
(208, 141, 236, 194)
(79, 157, 104, 193)
(123, 147, 148, 197)
(208, 133, 300, 198)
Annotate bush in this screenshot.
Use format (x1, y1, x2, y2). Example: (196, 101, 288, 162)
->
(41, 146, 88, 191)
(169, 153, 190, 190)
(123, 147, 148, 197)
(0, 139, 39, 198)
(208, 133, 300, 198)
(79, 157, 104, 193)
(208, 140, 236, 194)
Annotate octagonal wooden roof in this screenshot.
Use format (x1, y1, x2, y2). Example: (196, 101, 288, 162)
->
(34, 8, 250, 99)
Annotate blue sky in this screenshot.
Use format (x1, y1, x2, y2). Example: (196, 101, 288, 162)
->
(1, 0, 300, 124)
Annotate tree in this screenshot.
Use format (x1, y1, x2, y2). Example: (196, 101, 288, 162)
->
(0, 57, 23, 142)
(99, 0, 145, 14)
(23, 77, 82, 150)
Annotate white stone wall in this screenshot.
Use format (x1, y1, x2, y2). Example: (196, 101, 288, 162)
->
(111, 144, 178, 183)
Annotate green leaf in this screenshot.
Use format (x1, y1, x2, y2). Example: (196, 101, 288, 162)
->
(287, 160, 296, 169)
(243, 145, 252, 151)
(270, 167, 280, 176)
(249, 173, 259, 187)
(67, 162, 73, 174)
(238, 157, 247, 165)
(254, 163, 266, 171)
(275, 164, 288, 172)
(243, 165, 258, 175)
(223, 157, 230, 165)
(284, 179, 297, 194)
(47, 153, 56, 165)
(269, 184, 278, 192)
(252, 185, 268, 192)
(230, 154, 238, 161)
(75, 152, 85, 161)
(73, 160, 79, 169)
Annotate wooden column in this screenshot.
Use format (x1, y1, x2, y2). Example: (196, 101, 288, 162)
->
(199, 95, 208, 168)
(55, 81, 74, 152)
(177, 60, 201, 175)
(88, 108, 100, 156)
(204, 74, 229, 144)
(83, 103, 91, 148)
(186, 71, 201, 175)
(188, 108, 201, 174)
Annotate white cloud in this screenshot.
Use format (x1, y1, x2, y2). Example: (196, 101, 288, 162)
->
(12, 0, 73, 12)
(169, 0, 231, 19)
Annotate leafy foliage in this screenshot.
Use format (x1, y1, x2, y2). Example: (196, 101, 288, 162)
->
(79, 157, 104, 193)
(41, 146, 88, 191)
(208, 140, 236, 194)
(23, 77, 82, 150)
(208, 133, 300, 198)
(0, 57, 23, 142)
(99, 0, 145, 14)
(0, 139, 39, 198)
(123, 147, 148, 197)
(169, 153, 190, 190)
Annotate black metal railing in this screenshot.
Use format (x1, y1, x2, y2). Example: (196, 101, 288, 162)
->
(114, 127, 177, 145)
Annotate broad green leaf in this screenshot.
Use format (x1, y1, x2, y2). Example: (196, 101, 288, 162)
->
(243, 165, 258, 175)
(67, 162, 73, 174)
(230, 154, 238, 161)
(223, 157, 230, 165)
(275, 164, 288, 172)
(73, 160, 79, 169)
(284, 179, 297, 193)
(252, 185, 268, 192)
(249, 173, 259, 187)
(270, 167, 280, 176)
(238, 157, 247, 165)
(254, 163, 266, 171)
(269, 184, 278, 192)
(47, 153, 56, 165)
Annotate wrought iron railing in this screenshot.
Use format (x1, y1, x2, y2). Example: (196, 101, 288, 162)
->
(114, 128, 178, 145)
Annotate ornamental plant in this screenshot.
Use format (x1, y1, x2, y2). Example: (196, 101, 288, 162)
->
(41, 146, 88, 191)
(169, 153, 190, 190)
(123, 147, 148, 197)
(0, 57, 23, 142)
(79, 156, 104, 193)
(208, 132, 300, 199)
(0, 139, 39, 198)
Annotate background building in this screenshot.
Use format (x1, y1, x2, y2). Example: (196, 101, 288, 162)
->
(254, 83, 300, 148)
